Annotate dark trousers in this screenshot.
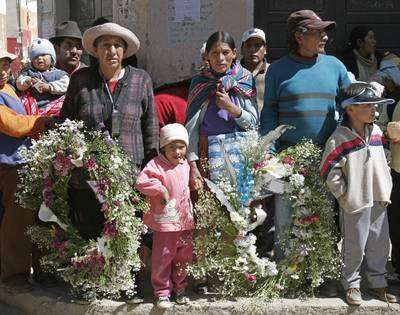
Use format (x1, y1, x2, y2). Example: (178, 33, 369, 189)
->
(388, 170, 400, 274)
(0, 164, 34, 280)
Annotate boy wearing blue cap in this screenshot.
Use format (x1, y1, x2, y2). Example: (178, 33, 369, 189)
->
(16, 38, 69, 114)
(320, 82, 397, 306)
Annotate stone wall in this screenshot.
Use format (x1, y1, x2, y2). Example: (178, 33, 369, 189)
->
(40, 0, 254, 87)
(126, 0, 254, 87)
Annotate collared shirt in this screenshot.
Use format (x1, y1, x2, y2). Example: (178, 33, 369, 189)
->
(56, 61, 87, 76)
(60, 65, 159, 166)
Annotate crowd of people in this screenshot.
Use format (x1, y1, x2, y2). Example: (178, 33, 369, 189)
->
(0, 8, 400, 308)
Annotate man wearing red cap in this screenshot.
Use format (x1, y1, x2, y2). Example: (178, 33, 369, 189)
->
(260, 10, 351, 296)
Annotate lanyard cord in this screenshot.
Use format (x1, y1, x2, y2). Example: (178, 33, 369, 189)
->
(103, 79, 115, 109)
(99, 68, 125, 111)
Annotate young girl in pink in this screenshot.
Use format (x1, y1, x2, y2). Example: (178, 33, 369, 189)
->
(135, 123, 194, 309)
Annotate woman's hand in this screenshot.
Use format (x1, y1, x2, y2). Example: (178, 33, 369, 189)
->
(216, 90, 242, 118)
(189, 161, 203, 190)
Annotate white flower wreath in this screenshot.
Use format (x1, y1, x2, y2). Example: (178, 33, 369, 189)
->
(17, 120, 148, 299)
(190, 130, 341, 298)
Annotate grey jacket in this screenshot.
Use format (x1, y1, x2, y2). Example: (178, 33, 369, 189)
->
(320, 123, 392, 213)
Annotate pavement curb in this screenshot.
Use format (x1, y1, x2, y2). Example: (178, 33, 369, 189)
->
(1, 283, 400, 315)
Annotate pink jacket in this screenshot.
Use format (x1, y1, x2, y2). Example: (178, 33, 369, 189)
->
(135, 155, 194, 232)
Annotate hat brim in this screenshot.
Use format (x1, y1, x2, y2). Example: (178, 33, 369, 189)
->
(0, 52, 17, 61)
(49, 35, 82, 44)
(307, 20, 336, 31)
(242, 34, 266, 44)
(342, 96, 395, 108)
(82, 23, 140, 59)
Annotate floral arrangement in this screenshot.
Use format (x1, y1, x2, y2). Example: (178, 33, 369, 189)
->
(190, 129, 287, 297)
(275, 140, 341, 297)
(191, 130, 340, 298)
(17, 119, 148, 299)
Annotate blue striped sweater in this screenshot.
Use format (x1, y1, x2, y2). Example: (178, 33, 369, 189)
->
(260, 53, 350, 149)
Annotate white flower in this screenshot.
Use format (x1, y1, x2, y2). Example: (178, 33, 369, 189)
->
(242, 207, 251, 216)
(262, 157, 288, 179)
(96, 236, 113, 259)
(230, 211, 242, 223)
(234, 233, 257, 249)
(289, 173, 305, 188)
(247, 244, 258, 259)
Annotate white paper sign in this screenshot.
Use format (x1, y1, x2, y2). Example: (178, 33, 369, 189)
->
(167, 0, 216, 46)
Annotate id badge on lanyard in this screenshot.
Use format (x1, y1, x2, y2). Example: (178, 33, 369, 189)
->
(111, 109, 120, 137)
(104, 81, 120, 137)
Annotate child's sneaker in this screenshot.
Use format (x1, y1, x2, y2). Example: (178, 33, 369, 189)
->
(346, 288, 362, 306)
(156, 296, 172, 309)
(175, 292, 190, 305)
(368, 287, 397, 303)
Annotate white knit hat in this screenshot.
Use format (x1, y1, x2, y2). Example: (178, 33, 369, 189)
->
(159, 123, 189, 148)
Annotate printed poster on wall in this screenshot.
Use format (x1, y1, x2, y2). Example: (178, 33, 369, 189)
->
(167, 0, 216, 46)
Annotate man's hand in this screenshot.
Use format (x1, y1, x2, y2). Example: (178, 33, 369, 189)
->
(0, 70, 9, 86)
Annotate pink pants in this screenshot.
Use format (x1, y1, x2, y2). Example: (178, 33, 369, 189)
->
(151, 230, 193, 297)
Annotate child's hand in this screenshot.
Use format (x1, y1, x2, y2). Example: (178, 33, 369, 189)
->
(161, 189, 170, 205)
(189, 161, 203, 190)
(35, 81, 51, 93)
(387, 121, 400, 142)
(24, 77, 35, 88)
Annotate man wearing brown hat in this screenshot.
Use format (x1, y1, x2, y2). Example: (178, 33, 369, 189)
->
(50, 21, 86, 75)
(260, 9, 350, 295)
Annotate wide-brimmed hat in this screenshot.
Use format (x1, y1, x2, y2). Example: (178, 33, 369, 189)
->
(49, 21, 83, 43)
(287, 10, 335, 33)
(341, 86, 394, 109)
(82, 22, 140, 59)
(0, 50, 17, 62)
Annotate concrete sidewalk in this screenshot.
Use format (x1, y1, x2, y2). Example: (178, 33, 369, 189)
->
(1, 282, 400, 315)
